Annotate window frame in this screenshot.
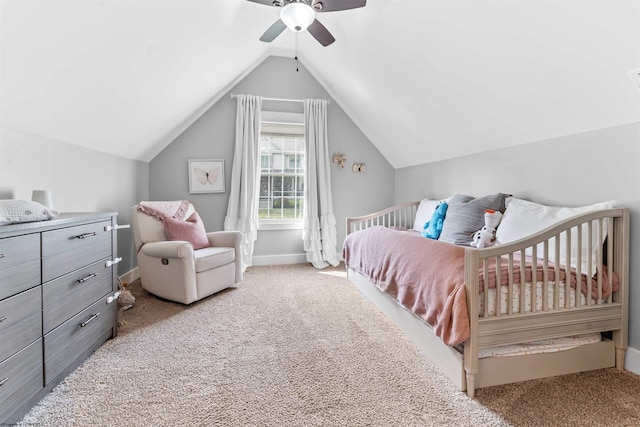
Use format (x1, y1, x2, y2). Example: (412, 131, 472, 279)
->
(258, 112, 305, 231)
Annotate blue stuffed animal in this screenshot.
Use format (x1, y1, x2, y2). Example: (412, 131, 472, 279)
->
(422, 202, 448, 239)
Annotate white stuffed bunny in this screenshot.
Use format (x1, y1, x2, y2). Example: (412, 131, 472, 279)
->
(470, 210, 503, 249)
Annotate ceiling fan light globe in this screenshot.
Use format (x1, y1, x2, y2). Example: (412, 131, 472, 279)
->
(280, 2, 315, 32)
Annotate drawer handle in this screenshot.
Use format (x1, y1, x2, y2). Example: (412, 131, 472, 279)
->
(0, 377, 8, 387)
(77, 272, 99, 284)
(0, 315, 6, 323)
(75, 232, 97, 239)
(0, 253, 4, 258)
(80, 312, 100, 328)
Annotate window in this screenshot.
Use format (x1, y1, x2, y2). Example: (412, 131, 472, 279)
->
(258, 118, 305, 226)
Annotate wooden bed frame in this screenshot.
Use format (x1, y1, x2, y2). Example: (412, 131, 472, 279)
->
(345, 202, 629, 397)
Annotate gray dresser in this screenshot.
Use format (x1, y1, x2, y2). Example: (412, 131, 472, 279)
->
(0, 213, 122, 424)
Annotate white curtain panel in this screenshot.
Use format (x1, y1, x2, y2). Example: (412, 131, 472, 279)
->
(224, 94, 262, 272)
(303, 99, 340, 269)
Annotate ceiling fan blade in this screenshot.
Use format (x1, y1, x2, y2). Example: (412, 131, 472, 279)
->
(260, 19, 287, 42)
(246, 0, 279, 6)
(312, 0, 366, 12)
(307, 19, 335, 47)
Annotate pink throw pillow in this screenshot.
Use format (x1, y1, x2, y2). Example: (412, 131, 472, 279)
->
(164, 212, 211, 250)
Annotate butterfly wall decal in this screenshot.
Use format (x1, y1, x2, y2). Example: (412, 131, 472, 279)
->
(194, 167, 220, 185)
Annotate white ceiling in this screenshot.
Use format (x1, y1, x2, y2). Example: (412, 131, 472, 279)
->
(2, 0, 639, 168)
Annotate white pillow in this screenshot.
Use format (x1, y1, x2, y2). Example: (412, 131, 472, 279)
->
(496, 197, 616, 276)
(412, 198, 448, 232)
(0, 199, 59, 224)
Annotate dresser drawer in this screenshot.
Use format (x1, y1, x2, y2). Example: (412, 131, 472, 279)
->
(42, 221, 112, 282)
(43, 257, 113, 333)
(0, 234, 41, 301)
(44, 297, 115, 384)
(0, 339, 43, 419)
(0, 287, 42, 363)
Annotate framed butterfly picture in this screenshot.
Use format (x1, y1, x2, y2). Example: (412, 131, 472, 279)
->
(188, 159, 225, 194)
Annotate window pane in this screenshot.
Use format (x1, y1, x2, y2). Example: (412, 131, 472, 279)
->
(259, 129, 304, 221)
(272, 154, 283, 172)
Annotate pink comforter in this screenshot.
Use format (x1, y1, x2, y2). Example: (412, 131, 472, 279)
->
(342, 226, 618, 347)
(343, 226, 469, 346)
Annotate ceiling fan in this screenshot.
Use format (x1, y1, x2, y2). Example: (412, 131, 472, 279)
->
(247, 0, 367, 47)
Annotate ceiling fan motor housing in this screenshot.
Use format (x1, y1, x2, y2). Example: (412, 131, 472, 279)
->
(273, 0, 323, 9)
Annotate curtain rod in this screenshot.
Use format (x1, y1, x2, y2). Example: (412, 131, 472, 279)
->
(230, 94, 329, 104)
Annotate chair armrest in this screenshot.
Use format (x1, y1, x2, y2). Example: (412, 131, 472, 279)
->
(140, 241, 194, 259)
(207, 231, 243, 281)
(207, 231, 241, 249)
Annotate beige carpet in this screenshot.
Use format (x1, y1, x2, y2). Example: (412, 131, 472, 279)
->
(17, 264, 640, 426)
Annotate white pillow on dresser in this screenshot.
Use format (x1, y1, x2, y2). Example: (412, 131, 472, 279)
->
(496, 197, 616, 276)
(0, 199, 59, 224)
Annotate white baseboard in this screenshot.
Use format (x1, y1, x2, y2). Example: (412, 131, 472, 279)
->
(119, 267, 140, 285)
(252, 253, 307, 266)
(625, 346, 640, 375)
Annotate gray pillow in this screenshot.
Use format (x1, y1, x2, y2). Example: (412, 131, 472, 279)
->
(438, 193, 510, 245)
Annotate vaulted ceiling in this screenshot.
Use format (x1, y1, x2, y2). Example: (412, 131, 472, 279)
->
(2, 0, 639, 168)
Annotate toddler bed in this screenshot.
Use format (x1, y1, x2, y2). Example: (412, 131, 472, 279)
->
(342, 195, 629, 397)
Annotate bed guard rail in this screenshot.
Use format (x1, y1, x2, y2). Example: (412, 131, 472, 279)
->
(346, 202, 420, 235)
(464, 207, 629, 347)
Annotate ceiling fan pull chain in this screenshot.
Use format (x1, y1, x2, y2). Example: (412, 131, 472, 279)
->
(295, 32, 299, 72)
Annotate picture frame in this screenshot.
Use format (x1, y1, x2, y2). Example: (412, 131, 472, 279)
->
(188, 159, 225, 194)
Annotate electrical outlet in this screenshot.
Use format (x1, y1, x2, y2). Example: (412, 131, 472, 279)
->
(629, 68, 640, 89)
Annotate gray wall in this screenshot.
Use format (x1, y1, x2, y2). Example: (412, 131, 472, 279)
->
(0, 128, 149, 275)
(395, 121, 640, 359)
(149, 55, 395, 261)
